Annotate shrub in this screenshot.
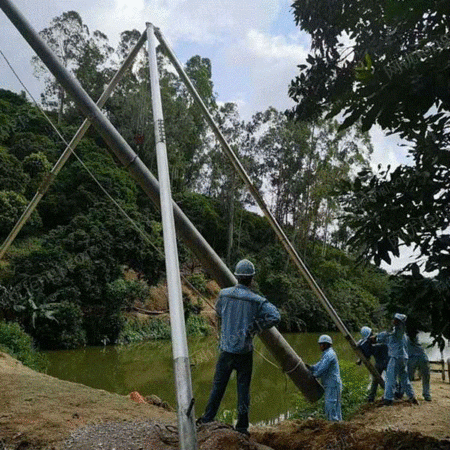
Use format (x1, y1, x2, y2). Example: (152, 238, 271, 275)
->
(0, 320, 47, 371)
(186, 272, 208, 295)
(186, 315, 211, 336)
(117, 317, 171, 344)
(31, 300, 86, 350)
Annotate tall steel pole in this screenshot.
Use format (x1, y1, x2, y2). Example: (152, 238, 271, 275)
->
(154, 28, 384, 388)
(0, 31, 147, 260)
(146, 23, 197, 449)
(0, 0, 323, 406)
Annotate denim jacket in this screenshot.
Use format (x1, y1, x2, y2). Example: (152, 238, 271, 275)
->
(216, 284, 280, 354)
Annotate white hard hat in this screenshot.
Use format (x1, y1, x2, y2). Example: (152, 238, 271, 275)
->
(318, 334, 333, 345)
(394, 313, 407, 322)
(360, 326, 372, 339)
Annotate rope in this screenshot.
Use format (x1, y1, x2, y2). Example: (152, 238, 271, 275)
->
(254, 348, 280, 370)
(283, 359, 301, 374)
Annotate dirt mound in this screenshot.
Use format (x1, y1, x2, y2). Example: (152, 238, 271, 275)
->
(252, 418, 450, 450)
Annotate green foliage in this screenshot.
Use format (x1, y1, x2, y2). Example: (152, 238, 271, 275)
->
(186, 315, 211, 337)
(117, 317, 171, 344)
(290, 0, 450, 342)
(176, 191, 227, 253)
(0, 321, 47, 371)
(292, 360, 367, 420)
(328, 279, 381, 330)
(0, 191, 42, 237)
(217, 408, 237, 426)
(31, 300, 86, 350)
(0, 147, 29, 193)
(8, 132, 58, 162)
(106, 278, 151, 310)
(186, 272, 209, 295)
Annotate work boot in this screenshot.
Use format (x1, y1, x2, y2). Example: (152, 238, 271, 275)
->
(408, 397, 419, 405)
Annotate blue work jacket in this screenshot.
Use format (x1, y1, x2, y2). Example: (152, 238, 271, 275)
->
(216, 284, 280, 354)
(357, 338, 389, 370)
(377, 324, 408, 359)
(310, 347, 342, 389)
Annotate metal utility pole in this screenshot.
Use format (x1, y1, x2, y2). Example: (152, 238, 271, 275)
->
(146, 23, 197, 449)
(0, 31, 148, 260)
(154, 28, 384, 388)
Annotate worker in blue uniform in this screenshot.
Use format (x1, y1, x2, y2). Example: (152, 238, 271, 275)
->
(309, 334, 342, 421)
(372, 313, 418, 405)
(407, 329, 431, 401)
(357, 326, 389, 402)
(197, 259, 280, 435)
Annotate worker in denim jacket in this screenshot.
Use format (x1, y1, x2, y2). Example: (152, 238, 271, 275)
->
(197, 259, 280, 436)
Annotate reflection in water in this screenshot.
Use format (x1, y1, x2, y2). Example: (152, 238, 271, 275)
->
(45, 331, 450, 424)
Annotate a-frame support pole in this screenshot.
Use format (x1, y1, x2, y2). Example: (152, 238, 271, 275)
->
(0, 0, 323, 407)
(154, 28, 384, 388)
(0, 30, 148, 260)
(146, 23, 197, 449)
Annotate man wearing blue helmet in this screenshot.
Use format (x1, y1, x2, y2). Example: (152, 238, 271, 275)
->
(309, 334, 342, 421)
(197, 259, 280, 436)
(357, 326, 389, 402)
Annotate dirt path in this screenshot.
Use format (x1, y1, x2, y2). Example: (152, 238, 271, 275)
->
(350, 373, 450, 441)
(1, 351, 450, 449)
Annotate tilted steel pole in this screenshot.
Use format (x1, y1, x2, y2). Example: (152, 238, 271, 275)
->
(146, 23, 196, 449)
(0, 30, 147, 260)
(0, 0, 323, 404)
(154, 28, 384, 388)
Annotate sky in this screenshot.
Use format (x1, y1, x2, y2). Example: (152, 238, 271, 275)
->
(0, 0, 412, 271)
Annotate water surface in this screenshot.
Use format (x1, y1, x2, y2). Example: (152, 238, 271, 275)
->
(45, 331, 449, 424)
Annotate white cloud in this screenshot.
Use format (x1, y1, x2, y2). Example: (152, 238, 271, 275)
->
(224, 28, 308, 119)
(369, 125, 412, 170)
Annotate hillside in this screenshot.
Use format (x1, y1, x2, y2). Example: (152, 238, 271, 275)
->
(1, 351, 449, 450)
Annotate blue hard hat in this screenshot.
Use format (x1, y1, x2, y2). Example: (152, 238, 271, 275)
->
(234, 259, 255, 276)
(360, 326, 372, 339)
(318, 334, 333, 345)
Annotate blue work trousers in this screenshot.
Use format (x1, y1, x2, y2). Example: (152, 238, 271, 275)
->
(367, 364, 386, 401)
(202, 351, 253, 433)
(384, 357, 415, 401)
(408, 355, 431, 400)
(324, 384, 342, 421)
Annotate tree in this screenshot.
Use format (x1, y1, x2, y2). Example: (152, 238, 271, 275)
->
(289, 0, 450, 340)
(249, 108, 372, 250)
(32, 11, 91, 123)
(31, 11, 114, 125)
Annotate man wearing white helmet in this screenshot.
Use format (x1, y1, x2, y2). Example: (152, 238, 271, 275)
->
(356, 326, 389, 402)
(308, 334, 342, 421)
(197, 259, 280, 436)
(371, 313, 418, 405)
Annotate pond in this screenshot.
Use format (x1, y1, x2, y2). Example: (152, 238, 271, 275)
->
(44, 331, 450, 425)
